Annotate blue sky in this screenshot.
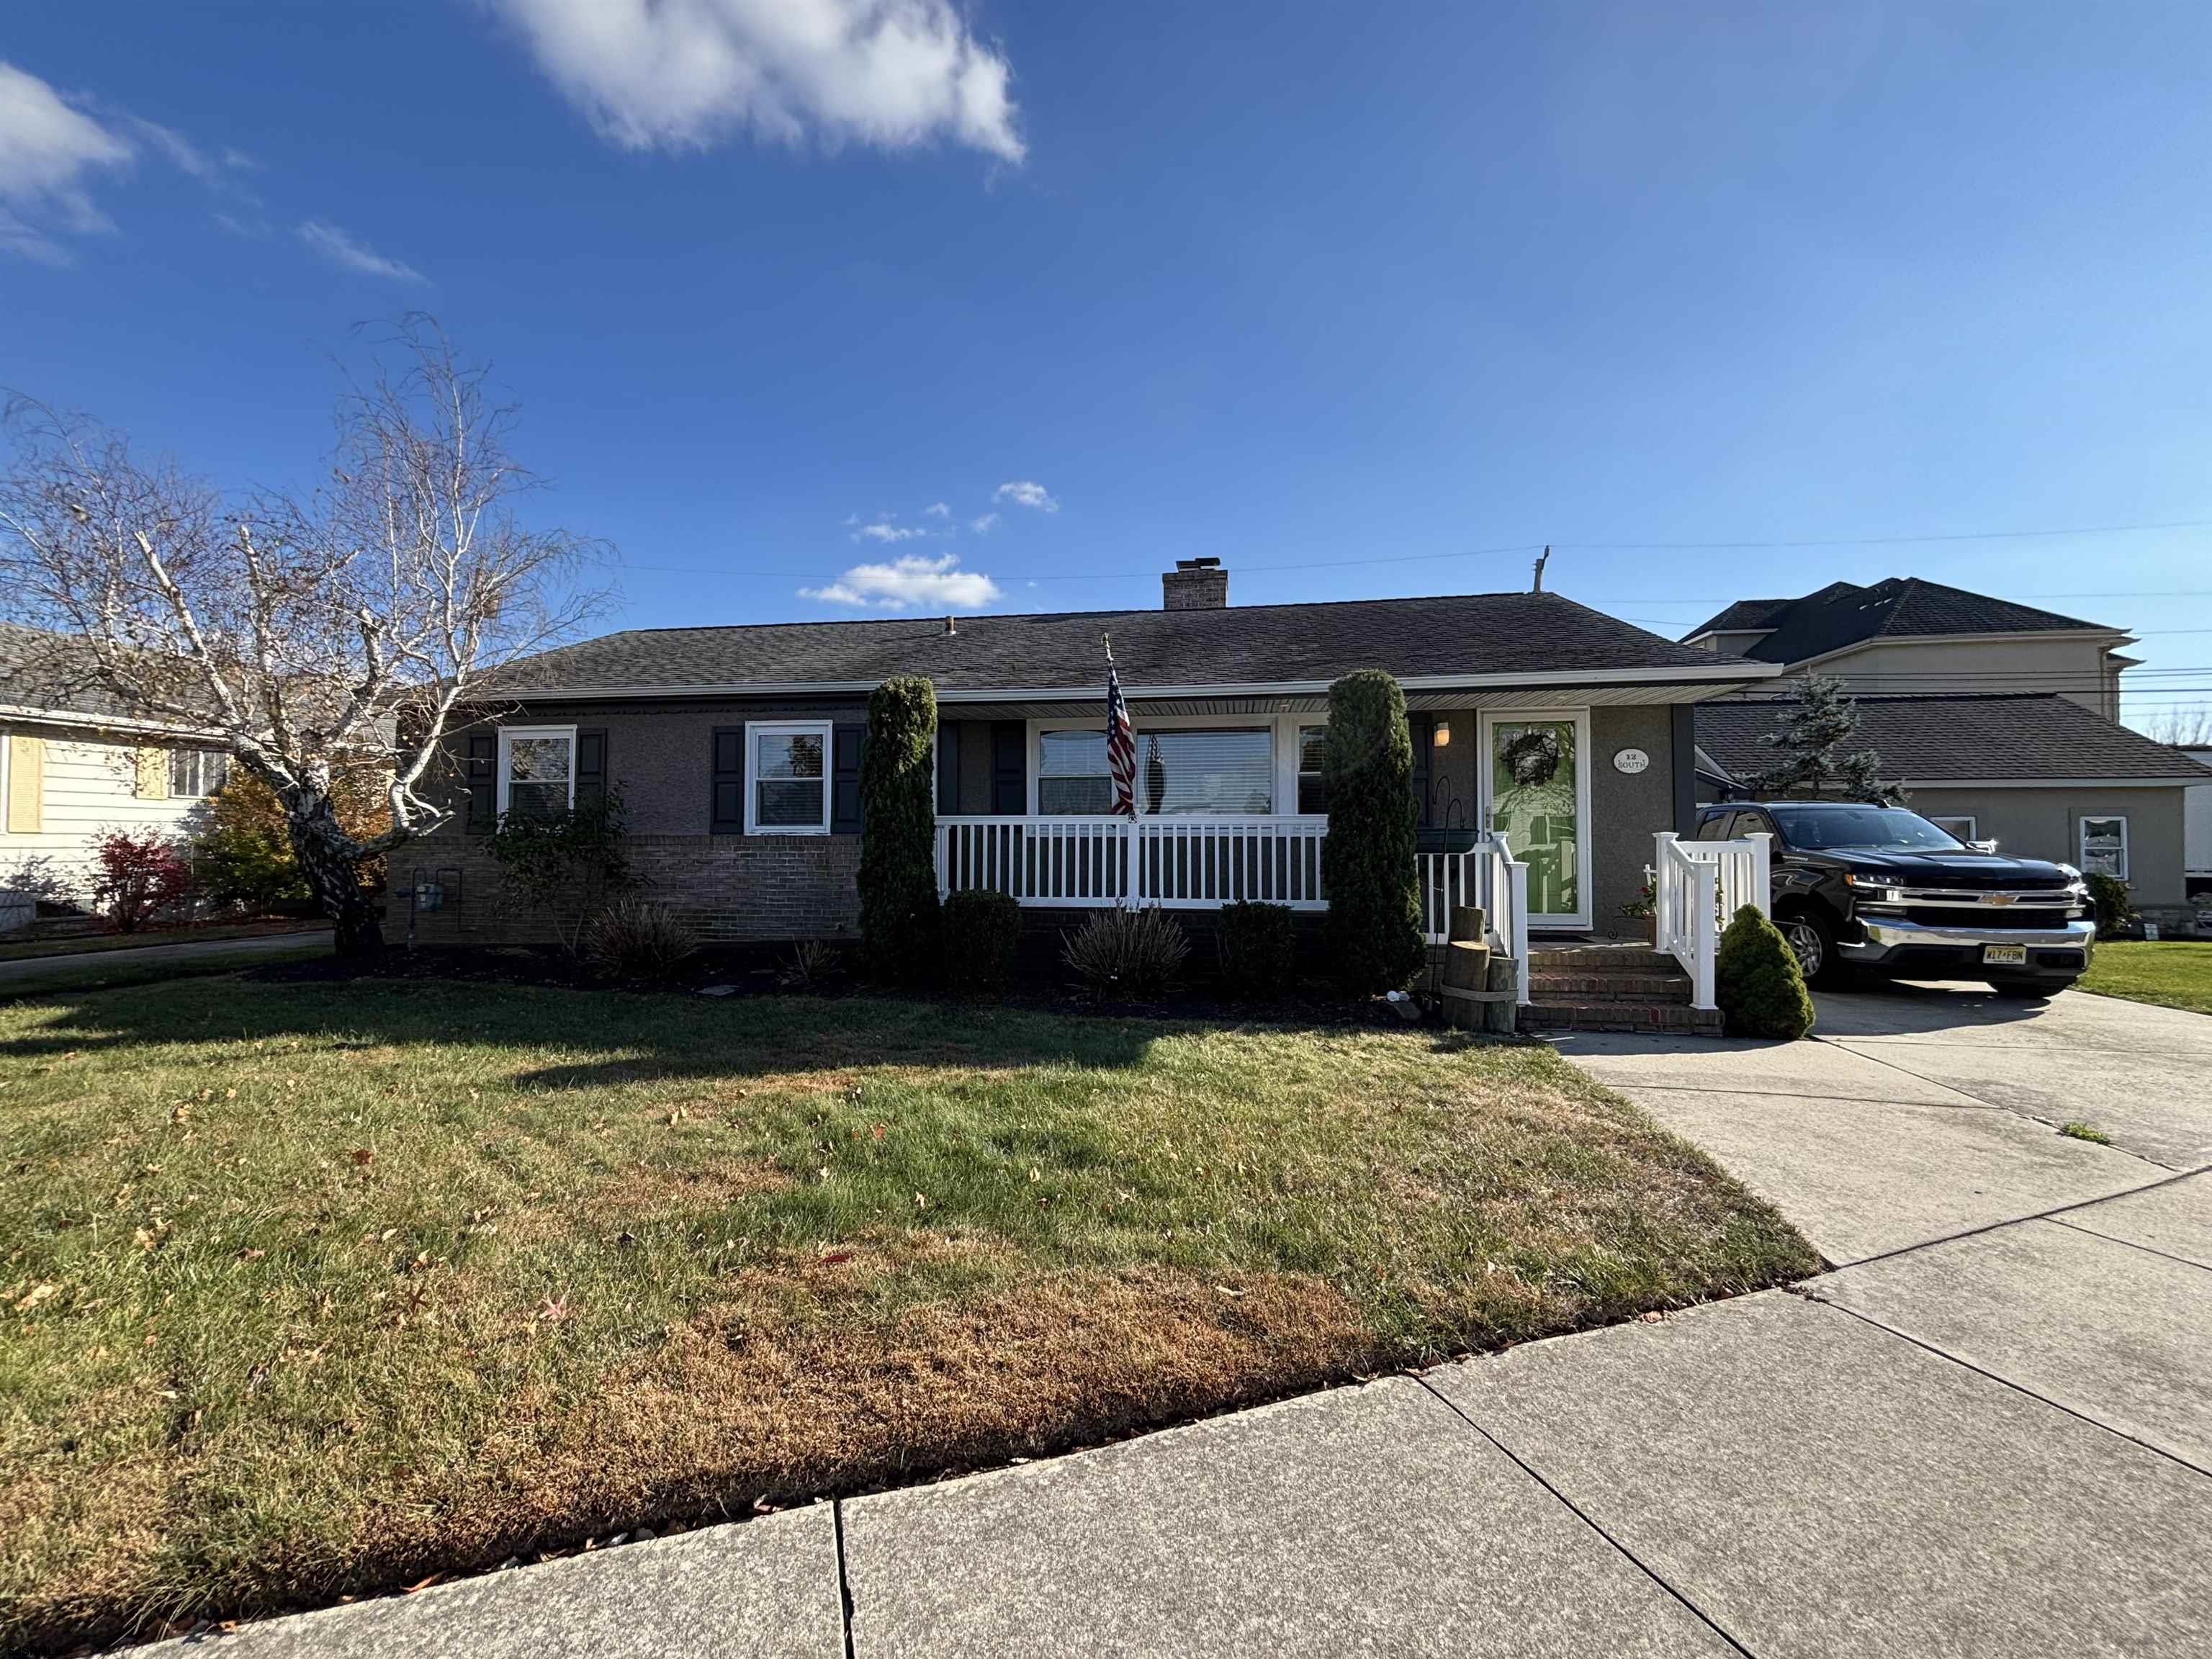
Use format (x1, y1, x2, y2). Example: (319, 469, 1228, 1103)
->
(4, 2, 2210, 732)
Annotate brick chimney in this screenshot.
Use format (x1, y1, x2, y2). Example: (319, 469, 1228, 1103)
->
(1162, 557, 1228, 611)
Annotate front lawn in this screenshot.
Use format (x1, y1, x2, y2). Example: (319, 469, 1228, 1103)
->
(2080, 940, 2212, 1015)
(0, 975, 1815, 1648)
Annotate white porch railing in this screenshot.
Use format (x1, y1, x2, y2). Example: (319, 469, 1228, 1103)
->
(1419, 838, 1532, 1005)
(935, 815, 1532, 1004)
(1652, 831, 1773, 1010)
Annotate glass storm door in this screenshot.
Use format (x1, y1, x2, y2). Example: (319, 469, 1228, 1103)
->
(1481, 713, 1589, 928)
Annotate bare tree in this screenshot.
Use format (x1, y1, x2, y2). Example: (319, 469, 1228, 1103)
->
(0, 319, 606, 955)
(2143, 708, 2212, 748)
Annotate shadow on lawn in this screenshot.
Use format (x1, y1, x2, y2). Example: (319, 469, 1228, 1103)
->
(0, 969, 1514, 1090)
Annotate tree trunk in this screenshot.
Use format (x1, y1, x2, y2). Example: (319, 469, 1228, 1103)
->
(288, 806, 383, 957)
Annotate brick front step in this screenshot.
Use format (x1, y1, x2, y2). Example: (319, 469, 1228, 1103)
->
(1527, 945, 1677, 971)
(1518, 1002, 1726, 1035)
(1527, 973, 1694, 1003)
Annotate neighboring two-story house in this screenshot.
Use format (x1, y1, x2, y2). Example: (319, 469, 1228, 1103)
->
(1683, 578, 2211, 924)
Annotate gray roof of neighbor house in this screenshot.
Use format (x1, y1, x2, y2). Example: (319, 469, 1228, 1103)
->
(1696, 693, 2211, 783)
(1685, 597, 1797, 637)
(0, 621, 140, 720)
(1681, 577, 2116, 665)
(488, 590, 1755, 698)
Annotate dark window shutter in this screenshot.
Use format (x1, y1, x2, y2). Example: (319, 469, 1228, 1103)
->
(711, 727, 745, 833)
(990, 721, 1025, 815)
(1410, 715, 1433, 829)
(832, 723, 866, 834)
(465, 732, 497, 833)
(575, 728, 608, 811)
(936, 723, 960, 814)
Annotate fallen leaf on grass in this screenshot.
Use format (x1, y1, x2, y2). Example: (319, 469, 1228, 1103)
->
(14, 1282, 58, 1312)
(349, 1148, 374, 1167)
(820, 1249, 853, 1266)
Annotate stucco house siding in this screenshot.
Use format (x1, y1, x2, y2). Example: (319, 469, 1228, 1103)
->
(1903, 783, 2189, 909)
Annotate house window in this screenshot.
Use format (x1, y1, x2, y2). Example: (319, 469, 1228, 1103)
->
(1928, 815, 1977, 845)
(2078, 815, 2128, 881)
(1296, 724, 1328, 815)
(497, 725, 577, 820)
(746, 721, 832, 835)
(168, 748, 231, 799)
(1038, 727, 1275, 815)
(1038, 729, 1115, 814)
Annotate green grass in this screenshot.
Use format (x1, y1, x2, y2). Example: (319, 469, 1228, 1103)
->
(2079, 940, 2212, 1016)
(0, 922, 328, 965)
(2059, 1120, 2112, 1145)
(0, 974, 1815, 1648)
(0, 940, 334, 1004)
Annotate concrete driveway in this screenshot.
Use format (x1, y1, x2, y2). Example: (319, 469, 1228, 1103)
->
(124, 981, 2212, 1659)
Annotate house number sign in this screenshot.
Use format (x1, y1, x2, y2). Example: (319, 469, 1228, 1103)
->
(1612, 748, 1650, 775)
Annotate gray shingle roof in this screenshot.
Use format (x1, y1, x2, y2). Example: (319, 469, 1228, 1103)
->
(0, 622, 138, 719)
(490, 590, 1744, 697)
(1684, 578, 2113, 665)
(1696, 693, 2209, 783)
(1683, 597, 1796, 638)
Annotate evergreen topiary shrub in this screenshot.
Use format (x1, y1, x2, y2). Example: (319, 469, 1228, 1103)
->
(1318, 670, 1425, 994)
(858, 675, 941, 983)
(941, 889, 1023, 993)
(1715, 904, 1816, 1039)
(1216, 900, 1298, 999)
(2085, 872, 2134, 938)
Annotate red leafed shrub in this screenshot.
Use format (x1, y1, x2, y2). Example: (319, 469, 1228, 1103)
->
(92, 831, 194, 932)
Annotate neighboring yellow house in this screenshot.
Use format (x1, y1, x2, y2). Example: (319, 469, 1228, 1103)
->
(1, 625, 233, 924)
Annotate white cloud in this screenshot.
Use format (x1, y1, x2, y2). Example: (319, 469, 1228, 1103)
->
(922, 500, 950, 518)
(487, 0, 1024, 162)
(968, 511, 999, 535)
(993, 480, 1058, 513)
(801, 552, 1000, 610)
(854, 520, 928, 544)
(297, 219, 426, 284)
(0, 60, 132, 261)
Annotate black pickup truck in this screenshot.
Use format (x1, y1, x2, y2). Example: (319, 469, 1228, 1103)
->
(1690, 801, 2095, 997)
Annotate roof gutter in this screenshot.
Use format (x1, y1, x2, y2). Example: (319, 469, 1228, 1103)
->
(0, 700, 227, 742)
(482, 661, 1784, 704)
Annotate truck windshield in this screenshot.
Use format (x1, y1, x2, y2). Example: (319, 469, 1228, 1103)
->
(1768, 805, 1966, 853)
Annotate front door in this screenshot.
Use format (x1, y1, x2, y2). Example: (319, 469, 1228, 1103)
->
(1480, 711, 1591, 929)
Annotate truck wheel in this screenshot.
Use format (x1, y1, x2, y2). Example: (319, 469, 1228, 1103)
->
(1778, 910, 1840, 988)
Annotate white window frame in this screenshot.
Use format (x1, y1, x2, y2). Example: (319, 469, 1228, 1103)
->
(1928, 814, 1977, 844)
(2078, 814, 2129, 881)
(495, 724, 577, 817)
(745, 719, 835, 836)
(1025, 715, 1283, 817)
(168, 747, 230, 799)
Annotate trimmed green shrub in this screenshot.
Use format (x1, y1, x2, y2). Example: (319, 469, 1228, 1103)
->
(1715, 904, 1815, 1039)
(1318, 670, 1425, 993)
(942, 889, 1023, 992)
(2085, 872, 2134, 937)
(1216, 900, 1298, 999)
(1063, 906, 1190, 999)
(858, 675, 941, 983)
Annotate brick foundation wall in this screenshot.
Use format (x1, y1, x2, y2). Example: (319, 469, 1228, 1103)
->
(403, 834, 863, 948)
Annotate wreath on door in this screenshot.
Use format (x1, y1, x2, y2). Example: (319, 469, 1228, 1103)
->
(1502, 729, 1563, 788)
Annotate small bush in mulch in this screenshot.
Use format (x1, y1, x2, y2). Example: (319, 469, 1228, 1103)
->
(583, 901, 701, 983)
(1062, 907, 1192, 1000)
(1215, 902, 1298, 1000)
(940, 889, 1022, 993)
(1715, 904, 1815, 1040)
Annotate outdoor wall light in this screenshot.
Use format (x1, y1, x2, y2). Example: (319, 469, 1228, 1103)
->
(1431, 724, 1450, 748)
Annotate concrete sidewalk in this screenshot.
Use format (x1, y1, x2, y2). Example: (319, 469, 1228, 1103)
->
(0, 928, 331, 985)
(126, 984, 2212, 1658)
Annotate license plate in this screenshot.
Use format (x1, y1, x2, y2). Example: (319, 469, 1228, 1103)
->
(1982, 945, 2028, 966)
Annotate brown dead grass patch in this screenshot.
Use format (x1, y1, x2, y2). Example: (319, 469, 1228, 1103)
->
(588, 1156, 796, 1218)
(354, 1266, 1371, 1585)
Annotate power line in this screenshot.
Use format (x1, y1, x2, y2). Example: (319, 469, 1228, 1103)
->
(1550, 518, 2212, 552)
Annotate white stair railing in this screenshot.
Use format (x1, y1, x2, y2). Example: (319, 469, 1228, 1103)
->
(1652, 830, 1773, 1012)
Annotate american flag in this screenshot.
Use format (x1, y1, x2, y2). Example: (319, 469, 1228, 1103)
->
(1104, 636, 1138, 818)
